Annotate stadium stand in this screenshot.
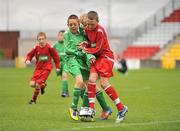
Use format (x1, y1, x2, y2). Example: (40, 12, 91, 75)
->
(133, 22, 180, 47)
(119, 8, 180, 60)
(133, 9, 180, 47)
(161, 8, 180, 69)
(122, 45, 160, 60)
(161, 8, 180, 22)
(168, 44, 180, 60)
(162, 43, 180, 69)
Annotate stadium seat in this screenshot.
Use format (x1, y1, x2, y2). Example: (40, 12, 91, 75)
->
(162, 44, 180, 69)
(161, 9, 180, 22)
(121, 45, 160, 60)
(131, 9, 180, 48)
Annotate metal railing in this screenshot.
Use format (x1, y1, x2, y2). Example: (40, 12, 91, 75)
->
(123, 0, 180, 47)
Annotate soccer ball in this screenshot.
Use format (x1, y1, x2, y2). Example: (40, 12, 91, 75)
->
(79, 107, 95, 122)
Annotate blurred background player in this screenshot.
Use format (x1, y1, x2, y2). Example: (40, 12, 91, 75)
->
(25, 32, 60, 104)
(64, 14, 112, 121)
(79, 11, 128, 123)
(117, 55, 128, 74)
(53, 30, 69, 97)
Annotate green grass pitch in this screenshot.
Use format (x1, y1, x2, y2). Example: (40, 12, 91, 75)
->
(0, 67, 180, 131)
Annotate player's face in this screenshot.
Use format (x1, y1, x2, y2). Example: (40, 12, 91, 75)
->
(37, 35, 46, 47)
(58, 32, 64, 42)
(68, 19, 79, 34)
(87, 19, 98, 30)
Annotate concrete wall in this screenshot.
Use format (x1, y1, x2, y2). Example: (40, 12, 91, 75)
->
(0, 60, 14, 67)
(140, 60, 162, 68)
(176, 60, 180, 68)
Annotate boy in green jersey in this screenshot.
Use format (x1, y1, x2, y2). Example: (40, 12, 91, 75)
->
(64, 14, 112, 121)
(53, 30, 69, 97)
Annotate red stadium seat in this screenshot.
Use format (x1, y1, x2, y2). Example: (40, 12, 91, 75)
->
(161, 9, 180, 22)
(120, 45, 160, 60)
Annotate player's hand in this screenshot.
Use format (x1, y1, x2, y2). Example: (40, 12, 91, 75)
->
(25, 60, 31, 65)
(56, 68, 61, 76)
(77, 43, 84, 50)
(77, 41, 88, 50)
(90, 57, 96, 64)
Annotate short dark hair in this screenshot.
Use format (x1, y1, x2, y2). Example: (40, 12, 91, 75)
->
(59, 30, 65, 34)
(87, 11, 99, 22)
(67, 14, 79, 23)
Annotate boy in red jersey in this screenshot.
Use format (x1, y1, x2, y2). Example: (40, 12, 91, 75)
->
(25, 32, 60, 104)
(79, 11, 128, 123)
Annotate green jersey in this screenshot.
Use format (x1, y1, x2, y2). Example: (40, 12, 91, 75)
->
(53, 41, 68, 74)
(64, 29, 94, 78)
(53, 41, 66, 63)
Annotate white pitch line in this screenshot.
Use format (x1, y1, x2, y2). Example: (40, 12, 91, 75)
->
(46, 120, 180, 131)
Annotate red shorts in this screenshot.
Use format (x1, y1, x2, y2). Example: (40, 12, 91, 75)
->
(90, 56, 114, 78)
(31, 69, 51, 84)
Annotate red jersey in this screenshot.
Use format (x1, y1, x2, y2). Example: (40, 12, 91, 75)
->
(25, 43, 60, 70)
(84, 24, 114, 60)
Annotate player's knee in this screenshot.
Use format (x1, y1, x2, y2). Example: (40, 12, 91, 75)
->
(62, 74, 67, 80)
(76, 79, 84, 88)
(88, 77, 96, 83)
(101, 82, 110, 89)
(89, 73, 98, 83)
(29, 81, 36, 87)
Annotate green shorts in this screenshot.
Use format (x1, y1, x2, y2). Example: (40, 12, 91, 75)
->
(69, 65, 89, 81)
(67, 56, 90, 80)
(59, 63, 68, 76)
(81, 69, 89, 81)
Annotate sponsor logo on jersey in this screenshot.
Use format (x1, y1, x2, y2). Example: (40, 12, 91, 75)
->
(39, 56, 48, 61)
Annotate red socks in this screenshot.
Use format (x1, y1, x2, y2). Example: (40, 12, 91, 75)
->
(87, 82, 124, 112)
(32, 88, 40, 102)
(87, 82, 96, 109)
(104, 85, 124, 111)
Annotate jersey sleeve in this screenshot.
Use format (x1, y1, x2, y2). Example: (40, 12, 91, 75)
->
(49, 45, 60, 69)
(84, 31, 104, 55)
(25, 46, 36, 62)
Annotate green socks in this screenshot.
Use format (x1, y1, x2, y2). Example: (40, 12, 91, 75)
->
(81, 90, 109, 111)
(80, 89, 85, 98)
(62, 80, 68, 92)
(82, 92, 89, 107)
(71, 88, 81, 109)
(96, 90, 109, 111)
